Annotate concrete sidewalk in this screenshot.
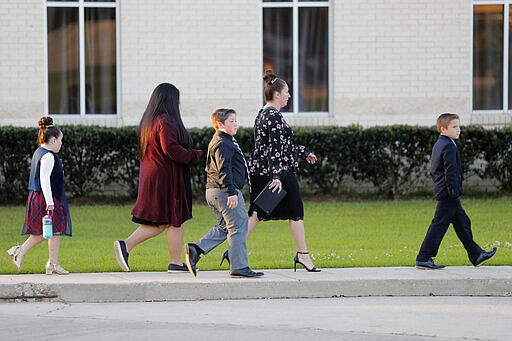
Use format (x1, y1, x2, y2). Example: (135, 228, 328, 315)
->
(0, 266, 511, 303)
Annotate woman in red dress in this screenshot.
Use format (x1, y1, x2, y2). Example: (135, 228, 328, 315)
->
(114, 83, 202, 272)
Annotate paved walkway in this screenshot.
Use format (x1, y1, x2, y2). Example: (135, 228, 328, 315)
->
(1, 266, 511, 302)
(3, 296, 512, 340)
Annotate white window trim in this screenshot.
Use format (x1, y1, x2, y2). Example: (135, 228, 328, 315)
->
(261, 1, 331, 117)
(44, 0, 120, 118)
(472, 0, 512, 114)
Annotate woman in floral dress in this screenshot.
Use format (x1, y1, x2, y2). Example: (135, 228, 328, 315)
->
(247, 70, 320, 272)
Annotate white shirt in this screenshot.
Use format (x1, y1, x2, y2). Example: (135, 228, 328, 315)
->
(40, 152, 55, 206)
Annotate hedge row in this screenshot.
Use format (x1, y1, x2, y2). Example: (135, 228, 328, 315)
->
(0, 125, 510, 203)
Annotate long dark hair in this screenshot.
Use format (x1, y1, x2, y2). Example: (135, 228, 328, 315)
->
(138, 83, 192, 159)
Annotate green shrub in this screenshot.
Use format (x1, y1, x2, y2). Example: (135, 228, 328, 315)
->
(0, 124, 510, 203)
(0, 127, 36, 202)
(59, 126, 139, 197)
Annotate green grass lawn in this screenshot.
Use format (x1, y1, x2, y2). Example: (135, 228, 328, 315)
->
(1, 198, 510, 274)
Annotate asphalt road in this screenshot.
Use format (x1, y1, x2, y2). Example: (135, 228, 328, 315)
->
(1, 296, 511, 340)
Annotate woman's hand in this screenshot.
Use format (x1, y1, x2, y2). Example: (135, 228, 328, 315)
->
(269, 178, 282, 193)
(227, 194, 238, 209)
(305, 153, 317, 164)
(46, 204, 54, 212)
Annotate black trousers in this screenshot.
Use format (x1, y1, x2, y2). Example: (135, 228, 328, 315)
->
(416, 197, 482, 263)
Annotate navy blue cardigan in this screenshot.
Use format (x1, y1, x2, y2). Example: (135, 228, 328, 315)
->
(27, 147, 65, 199)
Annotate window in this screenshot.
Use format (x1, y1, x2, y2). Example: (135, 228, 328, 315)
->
(473, 1, 512, 113)
(45, 0, 118, 116)
(262, 0, 330, 114)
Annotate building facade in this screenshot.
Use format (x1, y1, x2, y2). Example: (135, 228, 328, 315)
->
(1, 0, 511, 128)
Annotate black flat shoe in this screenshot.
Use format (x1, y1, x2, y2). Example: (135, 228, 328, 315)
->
(185, 243, 201, 277)
(415, 259, 445, 270)
(230, 267, 264, 278)
(220, 250, 230, 266)
(294, 251, 321, 272)
(472, 247, 497, 267)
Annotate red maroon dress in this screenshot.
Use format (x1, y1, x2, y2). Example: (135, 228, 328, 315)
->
(131, 114, 202, 227)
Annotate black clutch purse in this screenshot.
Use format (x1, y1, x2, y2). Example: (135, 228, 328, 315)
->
(253, 182, 287, 215)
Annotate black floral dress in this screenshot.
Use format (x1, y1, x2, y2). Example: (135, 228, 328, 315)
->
(248, 107, 311, 221)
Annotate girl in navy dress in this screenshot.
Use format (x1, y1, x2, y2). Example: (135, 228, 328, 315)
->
(7, 116, 72, 274)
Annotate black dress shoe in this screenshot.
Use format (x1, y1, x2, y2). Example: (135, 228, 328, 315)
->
(167, 263, 188, 273)
(230, 267, 264, 278)
(415, 259, 446, 270)
(185, 243, 201, 277)
(472, 247, 497, 267)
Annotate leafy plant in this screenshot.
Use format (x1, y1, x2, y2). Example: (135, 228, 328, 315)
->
(0, 124, 511, 202)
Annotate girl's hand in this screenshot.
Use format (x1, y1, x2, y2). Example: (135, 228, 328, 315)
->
(46, 204, 54, 212)
(305, 153, 317, 164)
(269, 178, 282, 193)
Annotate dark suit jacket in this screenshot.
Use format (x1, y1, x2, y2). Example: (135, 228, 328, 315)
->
(430, 134, 462, 200)
(205, 131, 247, 196)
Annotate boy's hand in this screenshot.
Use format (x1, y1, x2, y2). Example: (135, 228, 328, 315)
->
(227, 194, 238, 209)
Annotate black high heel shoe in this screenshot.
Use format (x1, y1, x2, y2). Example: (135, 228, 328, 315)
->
(294, 251, 321, 272)
(220, 250, 230, 266)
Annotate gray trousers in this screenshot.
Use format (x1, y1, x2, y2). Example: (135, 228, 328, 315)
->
(196, 188, 249, 271)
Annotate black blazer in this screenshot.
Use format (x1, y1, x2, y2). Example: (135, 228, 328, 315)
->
(430, 135, 462, 200)
(205, 131, 247, 196)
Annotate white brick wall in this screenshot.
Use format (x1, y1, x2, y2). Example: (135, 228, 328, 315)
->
(332, 0, 473, 127)
(0, 0, 45, 125)
(120, 0, 261, 128)
(0, 0, 510, 128)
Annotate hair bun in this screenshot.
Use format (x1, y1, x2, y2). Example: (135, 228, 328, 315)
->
(263, 69, 277, 85)
(38, 116, 54, 129)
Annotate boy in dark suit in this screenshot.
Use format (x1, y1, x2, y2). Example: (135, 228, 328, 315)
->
(416, 113, 497, 269)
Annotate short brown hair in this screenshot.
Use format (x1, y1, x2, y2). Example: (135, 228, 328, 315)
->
(436, 113, 459, 133)
(211, 108, 236, 131)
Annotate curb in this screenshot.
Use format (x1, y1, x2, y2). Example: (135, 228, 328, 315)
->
(1, 266, 511, 303)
